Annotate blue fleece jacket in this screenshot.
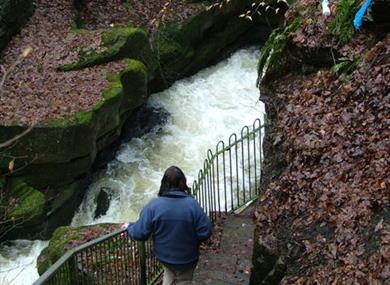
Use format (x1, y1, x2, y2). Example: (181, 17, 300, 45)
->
(127, 190, 212, 265)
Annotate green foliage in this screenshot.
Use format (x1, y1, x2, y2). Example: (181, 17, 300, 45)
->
(332, 56, 361, 74)
(257, 17, 301, 83)
(330, 0, 360, 45)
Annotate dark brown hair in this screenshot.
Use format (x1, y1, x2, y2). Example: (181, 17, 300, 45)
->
(158, 166, 190, 196)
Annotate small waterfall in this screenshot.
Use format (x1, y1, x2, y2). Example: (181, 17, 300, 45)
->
(72, 47, 264, 226)
(0, 47, 264, 285)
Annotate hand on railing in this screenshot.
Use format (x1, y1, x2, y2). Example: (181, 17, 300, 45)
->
(121, 223, 129, 229)
(120, 223, 129, 238)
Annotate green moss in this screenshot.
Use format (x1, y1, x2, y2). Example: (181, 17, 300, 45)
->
(257, 17, 301, 83)
(37, 224, 118, 274)
(9, 179, 45, 224)
(121, 59, 148, 87)
(48, 72, 124, 128)
(330, 0, 360, 45)
(59, 25, 152, 71)
(154, 22, 195, 78)
(119, 59, 148, 114)
(47, 109, 94, 127)
(102, 76, 123, 101)
(101, 24, 136, 46)
(37, 226, 80, 274)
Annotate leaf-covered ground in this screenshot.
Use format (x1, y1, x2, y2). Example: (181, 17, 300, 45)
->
(0, 0, 200, 126)
(255, 1, 389, 283)
(79, 0, 200, 31)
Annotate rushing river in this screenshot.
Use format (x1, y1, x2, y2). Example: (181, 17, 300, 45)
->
(0, 47, 264, 285)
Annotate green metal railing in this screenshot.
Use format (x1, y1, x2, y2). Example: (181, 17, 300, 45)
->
(33, 118, 264, 285)
(34, 230, 161, 285)
(192, 118, 263, 222)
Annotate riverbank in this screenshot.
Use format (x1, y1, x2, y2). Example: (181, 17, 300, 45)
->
(252, 0, 389, 282)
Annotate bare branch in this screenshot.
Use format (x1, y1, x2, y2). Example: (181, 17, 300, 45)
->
(0, 125, 34, 149)
(0, 46, 32, 97)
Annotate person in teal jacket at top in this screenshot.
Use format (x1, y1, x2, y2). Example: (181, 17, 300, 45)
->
(122, 166, 212, 285)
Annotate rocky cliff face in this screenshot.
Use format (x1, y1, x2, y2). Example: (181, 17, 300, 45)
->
(251, 0, 390, 283)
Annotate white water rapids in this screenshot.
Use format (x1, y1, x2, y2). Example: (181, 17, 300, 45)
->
(0, 48, 264, 285)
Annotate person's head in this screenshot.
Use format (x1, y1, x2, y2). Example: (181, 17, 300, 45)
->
(158, 166, 190, 196)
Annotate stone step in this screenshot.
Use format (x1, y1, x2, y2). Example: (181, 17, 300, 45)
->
(194, 205, 256, 284)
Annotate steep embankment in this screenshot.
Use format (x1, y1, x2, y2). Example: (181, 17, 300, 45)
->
(0, 0, 285, 240)
(252, 0, 389, 283)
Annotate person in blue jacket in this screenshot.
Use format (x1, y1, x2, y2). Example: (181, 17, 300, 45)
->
(122, 166, 212, 285)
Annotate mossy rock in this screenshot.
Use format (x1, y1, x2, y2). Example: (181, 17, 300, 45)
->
(59, 25, 155, 73)
(185, 15, 251, 72)
(154, 23, 195, 81)
(20, 152, 94, 188)
(7, 179, 45, 226)
(37, 226, 80, 274)
(151, 0, 282, 90)
(0, 0, 35, 52)
(37, 224, 119, 275)
(120, 59, 148, 114)
(0, 74, 124, 187)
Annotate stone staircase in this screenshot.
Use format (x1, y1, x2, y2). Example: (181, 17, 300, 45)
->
(193, 205, 256, 285)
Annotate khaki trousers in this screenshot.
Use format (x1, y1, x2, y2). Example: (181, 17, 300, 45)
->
(162, 264, 196, 285)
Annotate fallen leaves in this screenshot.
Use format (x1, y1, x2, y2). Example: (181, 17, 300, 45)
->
(255, 31, 390, 283)
(0, 0, 201, 126)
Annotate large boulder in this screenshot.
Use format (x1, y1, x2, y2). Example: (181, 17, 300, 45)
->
(0, 58, 149, 188)
(94, 187, 112, 219)
(59, 25, 155, 74)
(2, 178, 88, 240)
(37, 223, 119, 275)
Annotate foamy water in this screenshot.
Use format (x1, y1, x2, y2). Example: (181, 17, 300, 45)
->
(0, 240, 48, 285)
(0, 47, 264, 285)
(72, 47, 264, 226)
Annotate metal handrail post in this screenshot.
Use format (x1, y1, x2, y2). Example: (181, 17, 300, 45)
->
(68, 255, 79, 285)
(34, 118, 265, 285)
(138, 241, 147, 285)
